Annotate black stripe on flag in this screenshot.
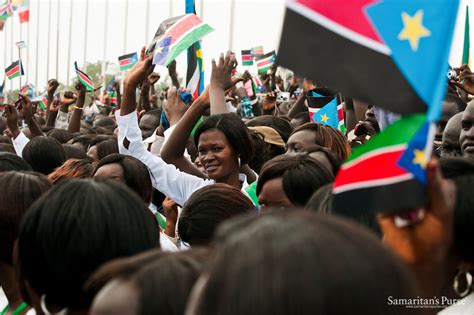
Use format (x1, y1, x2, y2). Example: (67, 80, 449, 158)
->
(5, 60, 20, 74)
(119, 53, 136, 61)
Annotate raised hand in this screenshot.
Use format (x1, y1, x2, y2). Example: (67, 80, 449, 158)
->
(4, 104, 20, 138)
(211, 51, 237, 90)
(19, 95, 35, 120)
(165, 86, 189, 125)
(451, 64, 474, 94)
(124, 47, 155, 89)
(47, 79, 59, 95)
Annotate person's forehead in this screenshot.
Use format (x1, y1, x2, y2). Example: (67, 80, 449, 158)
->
(462, 105, 474, 121)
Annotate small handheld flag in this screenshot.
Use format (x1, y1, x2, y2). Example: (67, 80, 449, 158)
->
(241, 50, 253, 66)
(5, 60, 24, 80)
(309, 97, 339, 129)
(32, 94, 48, 110)
(251, 46, 264, 57)
(147, 14, 213, 66)
(255, 51, 276, 75)
(118, 52, 138, 71)
(74, 62, 99, 92)
(0, 1, 12, 21)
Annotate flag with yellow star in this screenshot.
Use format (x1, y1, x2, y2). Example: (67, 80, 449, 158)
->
(277, 0, 459, 120)
(309, 97, 339, 129)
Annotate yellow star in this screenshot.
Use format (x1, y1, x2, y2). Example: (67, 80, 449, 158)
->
(155, 45, 163, 54)
(412, 149, 427, 168)
(320, 113, 329, 123)
(398, 10, 431, 51)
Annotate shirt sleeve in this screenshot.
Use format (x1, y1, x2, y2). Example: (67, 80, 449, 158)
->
(12, 132, 30, 157)
(55, 111, 69, 129)
(117, 111, 212, 206)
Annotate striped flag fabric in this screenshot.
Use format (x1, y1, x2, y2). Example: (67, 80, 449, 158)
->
(13, 0, 28, 23)
(255, 51, 276, 74)
(462, 6, 470, 66)
(251, 45, 264, 57)
(337, 104, 346, 134)
(241, 50, 253, 66)
(0, 79, 4, 104)
(20, 83, 35, 98)
(0, 20, 4, 31)
(5, 60, 24, 80)
(185, 0, 205, 100)
(74, 62, 97, 92)
(0, 1, 12, 21)
(147, 14, 213, 66)
(32, 94, 48, 110)
(118, 52, 138, 71)
(333, 114, 426, 215)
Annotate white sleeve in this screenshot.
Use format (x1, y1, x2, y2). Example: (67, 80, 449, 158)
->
(12, 132, 30, 157)
(55, 111, 69, 129)
(117, 111, 212, 206)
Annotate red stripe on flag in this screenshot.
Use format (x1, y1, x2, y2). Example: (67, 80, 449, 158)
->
(337, 108, 344, 120)
(334, 149, 408, 188)
(257, 59, 272, 67)
(78, 71, 93, 86)
(242, 56, 253, 61)
(119, 59, 131, 66)
(162, 15, 204, 45)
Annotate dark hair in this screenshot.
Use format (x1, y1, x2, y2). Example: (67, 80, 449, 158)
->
(0, 171, 51, 264)
(22, 137, 66, 175)
(445, 92, 467, 112)
(18, 179, 160, 310)
(71, 135, 95, 151)
(93, 116, 116, 130)
(191, 211, 420, 315)
(178, 184, 254, 246)
(291, 122, 351, 161)
(305, 145, 343, 175)
(0, 135, 12, 144)
(440, 157, 474, 179)
(246, 115, 294, 143)
(0, 152, 32, 172)
(194, 114, 254, 164)
(247, 131, 271, 174)
(0, 143, 15, 154)
(47, 159, 94, 184)
(96, 139, 119, 161)
(93, 154, 153, 203)
(291, 111, 311, 124)
(257, 154, 335, 206)
(305, 184, 334, 214)
(62, 144, 88, 160)
(47, 129, 74, 144)
(453, 175, 474, 263)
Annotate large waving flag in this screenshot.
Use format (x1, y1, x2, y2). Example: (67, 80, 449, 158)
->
(147, 14, 213, 66)
(278, 0, 459, 121)
(185, 0, 204, 100)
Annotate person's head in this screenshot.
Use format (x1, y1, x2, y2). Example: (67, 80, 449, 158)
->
(89, 249, 209, 315)
(0, 143, 15, 153)
(62, 144, 89, 160)
(0, 152, 32, 172)
(290, 111, 310, 129)
(16, 179, 160, 312)
(178, 184, 254, 246)
(305, 184, 334, 214)
(139, 109, 161, 140)
(246, 115, 293, 143)
(257, 154, 334, 208)
(93, 154, 153, 204)
(87, 137, 119, 166)
(304, 145, 343, 175)
(0, 135, 12, 144)
(440, 112, 463, 158)
(47, 159, 94, 184)
(194, 114, 254, 182)
(247, 131, 270, 174)
(0, 171, 51, 265)
(22, 136, 66, 175)
(435, 94, 464, 143)
(46, 129, 74, 144)
(287, 123, 350, 161)
(188, 211, 420, 315)
(248, 125, 286, 160)
(93, 116, 116, 135)
(460, 101, 474, 159)
(71, 134, 95, 152)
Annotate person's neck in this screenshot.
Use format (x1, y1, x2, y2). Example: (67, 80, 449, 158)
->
(0, 261, 24, 310)
(217, 172, 241, 189)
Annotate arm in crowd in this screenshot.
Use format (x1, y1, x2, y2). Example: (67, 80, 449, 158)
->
(209, 51, 236, 115)
(114, 81, 122, 109)
(45, 79, 59, 123)
(168, 60, 180, 89)
(287, 92, 306, 119)
(20, 96, 43, 139)
(68, 84, 87, 134)
(4, 104, 29, 157)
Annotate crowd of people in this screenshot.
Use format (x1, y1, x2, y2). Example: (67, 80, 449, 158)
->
(0, 42, 474, 315)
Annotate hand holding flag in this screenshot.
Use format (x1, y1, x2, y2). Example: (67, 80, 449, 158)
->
(74, 62, 100, 92)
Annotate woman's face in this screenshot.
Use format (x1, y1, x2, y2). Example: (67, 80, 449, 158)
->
(258, 177, 292, 209)
(87, 145, 99, 166)
(286, 130, 316, 154)
(94, 163, 125, 183)
(198, 129, 239, 182)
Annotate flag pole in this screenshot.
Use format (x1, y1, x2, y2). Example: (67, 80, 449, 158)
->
(102, 0, 109, 94)
(55, 0, 60, 80)
(169, 0, 173, 17)
(83, 0, 89, 67)
(200, 0, 204, 19)
(26, 13, 30, 84)
(66, 0, 74, 87)
(18, 44, 23, 92)
(46, 0, 52, 81)
(145, 0, 150, 44)
(123, 0, 128, 54)
(10, 17, 13, 91)
(229, 0, 234, 51)
(34, 0, 40, 89)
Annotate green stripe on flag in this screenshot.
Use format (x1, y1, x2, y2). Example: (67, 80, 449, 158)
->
(165, 24, 214, 65)
(346, 114, 425, 162)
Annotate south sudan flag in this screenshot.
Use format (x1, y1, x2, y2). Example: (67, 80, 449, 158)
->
(74, 62, 98, 92)
(5, 60, 24, 80)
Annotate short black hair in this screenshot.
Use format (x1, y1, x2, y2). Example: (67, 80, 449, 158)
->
(96, 139, 119, 161)
(0, 143, 15, 154)
(257, 154, 335, 206)
(194, 114, 254, 164)
(22, 137, 66, 175)
(18, 179, 160, 310)
(191, 211, 420, 315)
(0, 152, 32, 172)
(47, 129, 74, 144)
(178, 184, 254, 246)
(292, 111, 311, 123)
(445, 92, 467, 112)
(62, 144, 88, 160)
(0, 171, 51, 264)
(93, 154, 153, 204)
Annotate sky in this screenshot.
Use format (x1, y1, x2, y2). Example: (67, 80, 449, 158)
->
(0, 0, 471, 93)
